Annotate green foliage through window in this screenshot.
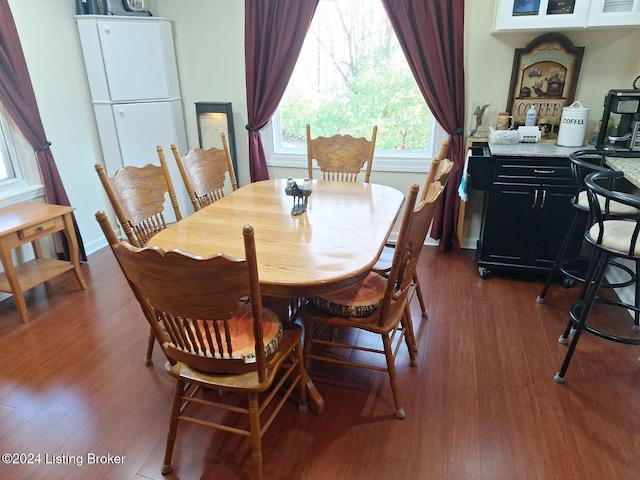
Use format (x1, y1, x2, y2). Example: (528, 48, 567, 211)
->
(278, 0, 432, 152)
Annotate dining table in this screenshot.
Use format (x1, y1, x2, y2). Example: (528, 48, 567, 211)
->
(148, 178, 406, 414)
(148, 178, 405, 298)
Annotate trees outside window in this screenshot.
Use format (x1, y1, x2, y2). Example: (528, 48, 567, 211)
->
(269, 0, 435, 163)
(0, 106, 21, 184)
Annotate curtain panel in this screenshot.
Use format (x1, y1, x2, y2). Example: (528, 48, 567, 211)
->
(382, 0, 465, 252)
(0, 0, 87, 261)
(244, 0, 318, 182)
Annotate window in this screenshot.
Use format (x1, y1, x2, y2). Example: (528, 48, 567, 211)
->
(0, 104, 44, 205)
(264, 0, 444, 173)
(0, 109, 20, 184)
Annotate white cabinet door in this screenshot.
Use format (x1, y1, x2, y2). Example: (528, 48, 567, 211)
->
(97, 19, 170, 102)
(112, 101, 186, 222)
(494, 0, 591, 32)
(587, 0, 640, 26)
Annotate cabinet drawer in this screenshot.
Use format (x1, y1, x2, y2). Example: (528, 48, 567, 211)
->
(496, 159, 572, 185)
(18, 218, 62, 241)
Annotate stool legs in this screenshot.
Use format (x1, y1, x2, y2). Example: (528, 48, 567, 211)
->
(634, 260, 640, 331)
(554, 248, 610, 383)
(554, 247, 640, 382)
(537, 209, 582, 304)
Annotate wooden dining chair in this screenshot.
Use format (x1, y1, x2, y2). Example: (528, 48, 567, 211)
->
(162, 132, 238, 212)
(94, 158, 182, 248)
(95, 157, 182, 365)
(306, 124, 377, 182)
(299, 179, 448, 419)
(97, 212, 310, 480)
(373, 139, 453, 315)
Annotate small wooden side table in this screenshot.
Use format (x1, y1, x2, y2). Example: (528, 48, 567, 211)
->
(0, 202, 86, 323)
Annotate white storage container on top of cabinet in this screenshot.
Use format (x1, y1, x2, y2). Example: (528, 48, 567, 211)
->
(494, 0, 640, 32)
(76, 15, 188, 222)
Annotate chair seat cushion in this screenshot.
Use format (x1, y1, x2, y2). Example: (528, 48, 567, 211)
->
(588, 220, 640, 257)
(577, 191, 639, 216)
(312, 272, 387, 318)
(188, 303, 283, 363)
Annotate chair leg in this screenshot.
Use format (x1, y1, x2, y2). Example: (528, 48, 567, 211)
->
(537, 208, 581, 304)
(403, 303, 418, 360)
(248, 393, 264, 480)
(634, 259, 640, 332)
(382, 334, 405, 419)
(145, 328, 155, 366)
(555, 250, 609, 383)
(413, 274, 427, 316)
(162, 379, 186, 475)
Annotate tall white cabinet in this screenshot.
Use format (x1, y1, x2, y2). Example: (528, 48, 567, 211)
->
(75, 15, 188, 222)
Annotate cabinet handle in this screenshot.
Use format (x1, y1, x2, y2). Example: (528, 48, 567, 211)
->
(532, 189, 538, 208)
(533, 169, 554, 175)
(104, 27, 111, 34)
(540, 189, 547, 208)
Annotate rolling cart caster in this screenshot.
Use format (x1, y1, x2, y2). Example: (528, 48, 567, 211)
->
(479, 267, 490, 279)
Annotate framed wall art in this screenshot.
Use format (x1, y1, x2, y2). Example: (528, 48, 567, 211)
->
(194, 102, 238, 182)
(506, 32, 584, 127)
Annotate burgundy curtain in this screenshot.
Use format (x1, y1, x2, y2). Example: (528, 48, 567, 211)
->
(381, 0, 465, 252)
(245, 0, 318, 182)
(0, 0, 87, 261)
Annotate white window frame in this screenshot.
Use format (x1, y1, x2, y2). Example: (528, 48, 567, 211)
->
(263, 110, 448, 174)
(0, 105, 45, 207)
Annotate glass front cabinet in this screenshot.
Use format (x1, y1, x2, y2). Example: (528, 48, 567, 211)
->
(493, 0, 640, 32)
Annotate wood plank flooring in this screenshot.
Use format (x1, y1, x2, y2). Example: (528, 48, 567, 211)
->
(0, 245, 639, 480)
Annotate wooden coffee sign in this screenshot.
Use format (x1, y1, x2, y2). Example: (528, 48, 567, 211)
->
(506, 33, 584, 127)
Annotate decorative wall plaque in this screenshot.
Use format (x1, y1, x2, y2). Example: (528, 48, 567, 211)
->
(506, 32, 584, 127)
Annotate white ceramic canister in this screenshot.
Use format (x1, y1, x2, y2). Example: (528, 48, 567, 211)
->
(557, 101, 589, 147)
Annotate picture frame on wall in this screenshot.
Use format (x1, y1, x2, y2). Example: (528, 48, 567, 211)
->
(195, 102, 238, 183)
(506, 32, 584, 127)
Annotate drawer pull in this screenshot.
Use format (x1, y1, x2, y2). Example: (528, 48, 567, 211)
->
(533, 169, 555, 174)
(37, 226, 44, 232)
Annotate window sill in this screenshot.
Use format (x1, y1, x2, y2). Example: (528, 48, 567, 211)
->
(267, 153, 433, 173)
(0, 185, 45, 208)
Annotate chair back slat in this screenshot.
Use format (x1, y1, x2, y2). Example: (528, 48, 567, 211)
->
(307, 124, 377, 183)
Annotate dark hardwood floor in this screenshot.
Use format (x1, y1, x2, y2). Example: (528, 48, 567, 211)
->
(1, 245, 639, 480)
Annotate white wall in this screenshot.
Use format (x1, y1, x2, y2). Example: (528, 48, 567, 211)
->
(7, 0, 640, 254)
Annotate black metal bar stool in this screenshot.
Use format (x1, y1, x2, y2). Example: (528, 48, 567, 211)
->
(554, 170, 640, 383)
(537, 150, 639, 305)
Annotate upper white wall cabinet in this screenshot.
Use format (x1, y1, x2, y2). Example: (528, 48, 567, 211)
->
(76, 16, 181, 103)
(494, 0, 640, 32)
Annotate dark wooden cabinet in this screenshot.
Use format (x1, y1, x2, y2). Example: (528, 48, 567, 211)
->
(470, 154, 585, 278)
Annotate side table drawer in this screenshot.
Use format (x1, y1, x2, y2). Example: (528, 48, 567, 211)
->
(18, 217, 63, 241)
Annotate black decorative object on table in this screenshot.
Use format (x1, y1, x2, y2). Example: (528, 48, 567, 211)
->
(285, 178, 312, 215)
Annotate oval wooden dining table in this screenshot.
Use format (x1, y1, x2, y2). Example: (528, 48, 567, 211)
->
(148, 178, 406, 414)
(148, 178, 406, 298)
